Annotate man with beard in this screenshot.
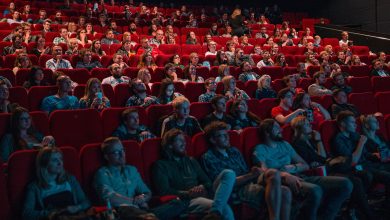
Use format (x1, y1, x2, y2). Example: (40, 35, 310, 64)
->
(152, 129, 236, 219)
(126, 79, 158, 108)
(198, 77, 217, 103)
(271, 88, 306, 125)
(112, 108, 155, 142)
(102, 63, 130, 88)
(3, 34, 26, 55)
(94, 137, 185, 220)
(201, 122, 292, 220)
(45, 45, 73, 71)
(161, 96, 202, 137)
(253, 119, 352, 220)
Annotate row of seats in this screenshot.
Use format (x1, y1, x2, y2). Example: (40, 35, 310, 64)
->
(2, 89, 390, 150)
(2, 112, 390, 219)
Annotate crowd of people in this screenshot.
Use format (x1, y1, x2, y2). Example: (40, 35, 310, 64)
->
(0, 0, 390, 220)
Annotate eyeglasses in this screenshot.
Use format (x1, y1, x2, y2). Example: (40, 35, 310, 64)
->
(108, 149, 124, 156)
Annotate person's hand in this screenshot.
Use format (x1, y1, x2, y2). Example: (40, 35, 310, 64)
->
(359, 135, 368, 145)
(189, 185, 207, 198)
(42, 136, 55, 147)
(295, 108, 306, 115)
(372, 152, 381, 160)
(282, 173, 303, 194)
(66, 205, 81, 214)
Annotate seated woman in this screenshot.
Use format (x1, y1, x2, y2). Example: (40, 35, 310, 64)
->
(170, 54, 185, 70)
(13, 53, 32, 75)
(90, 40, 106, 57)
(183, 64, 204, 83)
(31, 35, 51, 57)
(361, 115, 390, 163)
(271, 88, 306, 125)
(274, 53, 288, 68)
(229, 99, 261, 130)
(350, 55, 366, 66)
(255, 74, 277, 100)
(0, 80, 12, 113)
(222, 75, 250, 101)
(22, 147, 91, 219)
(23, 66, 50, 89)
(76, 29, 91, 47)
(75, 49, 102, 70)
(85, 23, 96, 36)
(41, 75, 79, 114)
(0, 107, 55, 162)
(157, 79, 183, 104)
(292, 92, 331, 129)
(164, 63, 180, 82)
(79, 78, 110, 110)
(213, 50, 228, 66)
(137, 52, 158, 71)
(185, 31, 198, 45)
(137, 68, 152, 88)
(112, 108, 155, 142)
(215, 64, 230, 83)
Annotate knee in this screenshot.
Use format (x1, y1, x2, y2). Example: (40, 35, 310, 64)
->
(343, 178, 353, 195)
(220, 169, 236, 182)
(281, 186, 292, 204)
(265, 169, 281, 185)
(309, 185, 323, 203)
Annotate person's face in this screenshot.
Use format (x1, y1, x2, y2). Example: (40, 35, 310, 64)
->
(125, 112, 139, 130)
(130, 23, 137, 30)
(227, 26, 232, 33)
(211, 129, 230, 149)
(279, 55, 285, 63)
(47, 152, 64, 175)
(18, 112, 31, 130)
(343, 116, 357, 133)
(69, 40, 78, 49)
(0, 84, 9, 100)
(79, 17, 85, 25)
(43, 22, 50, 30)
(79, 29, 86, 37)
(302, 94, 311, 108)
(379, 53, 386, 61)
(171, 134, 186, 157)
(189, 65, 197, 75)
(263, 51, 270, 59)
(261, 77, 271, 88)
(145, 53, 153, 63)
(229, 78, 236, 90)
(14, 36, 22, 46)
(282, 92, 293, 108)
(191, 54, 199, 65)
(111, 22, 117, 29)
(321, 52, 329, 60)
(111, 64, 122, 77)
(86, 24, 92, 31)
(141, 39, 149, 48)
(176, 101, 190, 119)
(342, 32, 348, 40)
(352, 56, 360, 64)
(208, 42, 216, 50)
(53, 46, 63, 58)
(113, 55, 123, 64)
(34, 69, 44, 81)
(156, 30, 164, 40)
(306, 28, 311, 34)
(272, 45, 279, 52)
(214, 98, 226, 113)
(254, 47, 261, 55)
(134, 80, 147, 94)
(335, 91, 347, 104)
(318, 74, 326, 84)
(190, 32, 196, 39)
(374, 61, 382, 70)
(207, 80, 217, 92)
(140, 70, 151, 83)
(13, 11, 20, 20)
(59, 77, 72, 92)
(267, 38, 274, 45)
(334, 75, 345, 86)
(243, 62, 251, 71)
(288, 76, 296, 88)
(106, 31, 114, 39)
(165, 84, 174, 96)
(367, 117, 379, 131)
(338, 52, 345, 60)
(55, 12, 61, 18)
(60, 29, 68, 37)
(106, 142, 126, 166)
(90, 81, 101, 94)
(39, 11, 46, 18)
(232, 36, 238, 43)
(237, 100, 248, 113)
(20, 56, 30, 67)
(308, 54, 315, 62)
(9, 2, 14, 9)
(270, 122, 284, 141)
(307, 42, 314, 50)
(261, 28, 267, 33)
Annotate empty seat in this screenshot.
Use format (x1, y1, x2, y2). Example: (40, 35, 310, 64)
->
(350, 65, 370, 77)
(319, 120, 338, 152)
(0, 164, 10, 220)
(28, 86, 58, 111)
(190, 102, 213, 120)
(90, 68, 111, 82)
(15, 68, 53, 86)
(347, 76, 372, 93)
(240, 127, 261, 164)
(259, 66, 284, 80)
(349, 92, 377, 114)
(9, 87, 28, 109)
(258, 98, 278, 119)
(181, 45, 203, 55)
(49, 109, 103, 150)
(30, 111, 50, 136)
(146, 104, 173, 135)
(113, 83, 133, 107)
(0, 68, 15, 85)
(158, 44, 181, 55)
(352, 46, 369, 56)
(57, 68, 90, 84)
(185, 82, 206, 102)
(140, 138, 162, 185)
(322, 38, 339, 47)
(155, 54, 173, 67)
(371, 76, 390, 92)
(244, 80, 258, 98)
(375, 91, 390, 115)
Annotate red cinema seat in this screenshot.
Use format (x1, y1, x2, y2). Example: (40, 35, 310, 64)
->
(123, 67, 141, 79)
(298, 78, 314, 91)
(185, 82, 206, 102)
(30, 111, 50, 136)
(352, 46, 369, 56)
(0, 113, 10, 140)
(322, 38, 339, 47)
(155, 54, 173, 67)
(151, 81, 185, 97)
(73, 85, 86, 99)
(283, 67, 297, 77)
(375, 92, 390, 115)
(151, 67, 167, 83)
(57, 68, 90, 84)
(38, 54, 53, 68)
(0, 164, 10, 220)
(49, 109, 103, 150)
(307, 65, 320, 77)
(80, 140, 143, 203)
(100, 55, 113, 67)
(319, 120, 338, 152)
(350, 65, 370, 77)
(244, 80, 258, 98)
(113, 83, 132, 107)
(15, 68, 53, 86)
(349, 92, 377, 115)
(158, 44, 181, 55)
(28, 86, 58, 111)
(347, 76, 372, 93)
(140, 138, 162, 185)
(190, 102, 213, 120)
(259, 66, 284, 79)
(90, 68, 111, 82)
(196, 66, 209, 80)
(258, 98, 278, 119)
(109, 43, 123, 55)
(371, 76, 390, 92)
(240, 127, 261, 164)
(101, 107, 147, 138)
(0, 68, 15, 85)
(3, 54, 17, 69)
(9, 87, 28, 109)
(386, 115, 390, 141)
(146, 104, 173, 135)
(181, 45, 202, 55)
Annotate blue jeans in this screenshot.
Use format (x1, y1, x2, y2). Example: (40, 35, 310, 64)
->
(188, 169, 236, 220)
(297, 176, 352, 220)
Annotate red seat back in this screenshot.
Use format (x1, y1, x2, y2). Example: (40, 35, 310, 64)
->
(28, 86, 58, 111)
(319, 120, 338, 152)
(185, 82, 206, 102)
(375, 91, 390, 115)
(9, 87, 28, 109)
(190, 102, 213, 120)
(347, 76, 372, 93)
(349, 92, 377, 115)
(240, 127, 261, 164)
(371, 76, 390, 93)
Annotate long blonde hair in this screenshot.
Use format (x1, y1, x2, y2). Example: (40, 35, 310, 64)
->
(231, 9, 241, 19)
(83, 78, 103, 100)
(36, 147, 68, 188)
(291, 115, 309, 142)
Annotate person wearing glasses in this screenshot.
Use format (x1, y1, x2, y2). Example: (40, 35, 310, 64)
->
(45, 45, 73, 71)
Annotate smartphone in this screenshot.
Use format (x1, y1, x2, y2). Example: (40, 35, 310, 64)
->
(96, 92, 103, 99)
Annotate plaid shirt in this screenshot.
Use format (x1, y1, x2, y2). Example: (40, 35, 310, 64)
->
(198, 92, 216, 103)
(112, 123, 155, 142)
(161, 115, 202, 137)
(238, 72, 260, 83)
(125, 95, 159, 108)
(45, 58, 73, 71)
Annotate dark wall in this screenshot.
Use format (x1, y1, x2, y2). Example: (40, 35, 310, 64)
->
(312, 0, 390, 34)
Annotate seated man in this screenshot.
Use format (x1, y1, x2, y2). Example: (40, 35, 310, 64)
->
(75, 49, 102, 70)
(332, 111, 390, 204)
(100, 29, 120, 45)
(112, 53, 129, 70)
(256, 51, 274, 68)
(45, 45, 73, 71)
(330, 89, 360, 119)
(371, 59, 390, 77)
(161, 96, 202, 137)
(102, 63, 130, 88)
(94, 137, 185, 220)
(137, 37, 160, 57)
(198, 77, 217, 103)
(253, 119, 352, 220)
(330, 72, 352, 94)
(53, 28, 69, 45)
(3, 34, 26, 55)
(271, 88, 306, 125)
(201, 122, 292, 220)
(308, 71, 333, 97)
(112, 108, 155, 142)
(149, 29, 165, 47)
(201, 95, 235, 129)
(126, 79, 158, 108)
(153, 129, 235, 219)
(41, 75, 79, 114)
(238, 61, 260, 83)
(65, 38, 79, 55)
